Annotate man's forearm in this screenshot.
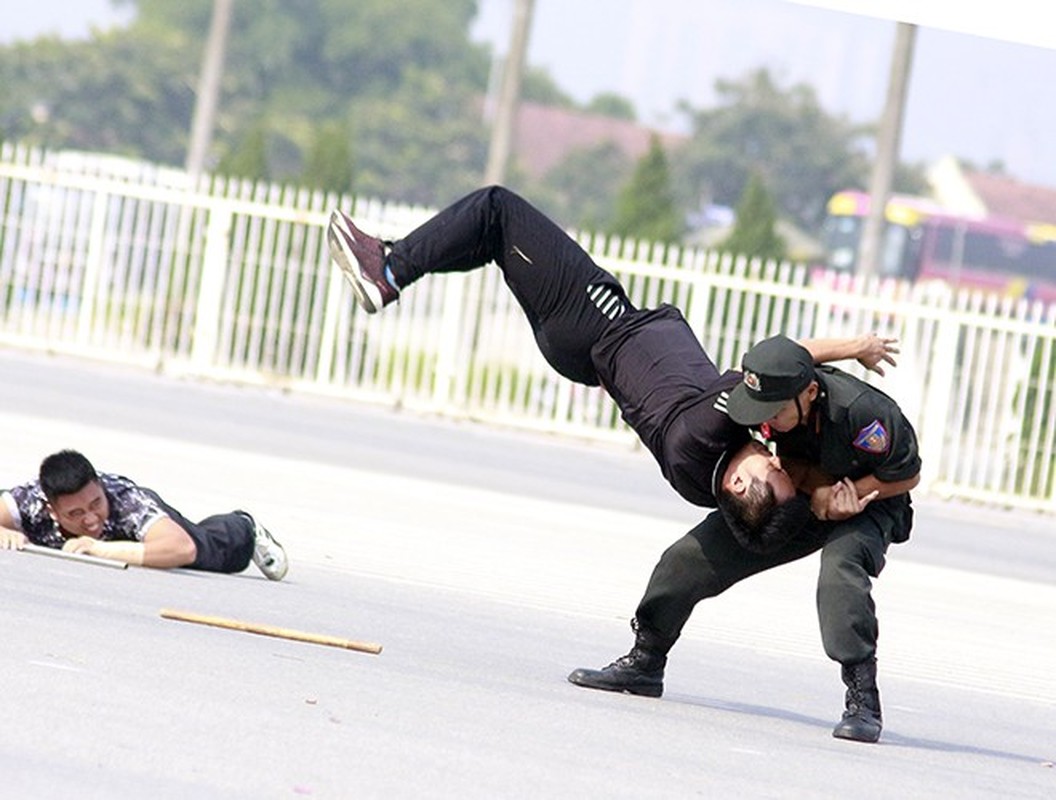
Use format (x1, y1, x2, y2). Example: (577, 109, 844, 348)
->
(810, 472, 919, 521)
(799, 335, 871, 364)
(65, 538, 146, 565)
(854, 473, 920, 501)
(800, 333, 898, 376)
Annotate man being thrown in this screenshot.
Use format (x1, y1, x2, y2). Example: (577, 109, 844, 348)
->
(1, 449, 288, 580)
(325, 185, 893, 551)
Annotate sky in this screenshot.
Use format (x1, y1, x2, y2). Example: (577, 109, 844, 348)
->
(6, 0, 1056, 189)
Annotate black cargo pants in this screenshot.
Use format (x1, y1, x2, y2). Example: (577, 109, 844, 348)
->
(635, 496, 911, 665)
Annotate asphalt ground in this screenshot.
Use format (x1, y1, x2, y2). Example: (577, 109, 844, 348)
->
(1, 348, 1053, 799)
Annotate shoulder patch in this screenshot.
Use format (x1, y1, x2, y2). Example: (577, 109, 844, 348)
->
(853, 419, 890, 454)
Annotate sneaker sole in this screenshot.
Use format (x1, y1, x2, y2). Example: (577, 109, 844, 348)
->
(327, 211, 382, 313)
(257, 560, 288, 581)
(254, 528, 288, 580)
(254, 545, 288, 581)
(240, 511, 289, 581)
(253, 531, 288, 581)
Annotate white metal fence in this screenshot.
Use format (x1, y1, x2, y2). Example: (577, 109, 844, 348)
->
(2, 144, 1055, 512)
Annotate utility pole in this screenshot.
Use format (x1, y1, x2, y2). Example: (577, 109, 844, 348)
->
(185, 0, 234, 179)
(484, 0, 535, 185)
(857, 21, 917, 277)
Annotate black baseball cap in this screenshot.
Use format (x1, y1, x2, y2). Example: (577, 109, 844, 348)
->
(726, 335, 815, 426)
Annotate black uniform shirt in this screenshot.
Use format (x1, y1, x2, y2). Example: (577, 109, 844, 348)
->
(590, 304, 750, 507)
(770, 365, 921, 484)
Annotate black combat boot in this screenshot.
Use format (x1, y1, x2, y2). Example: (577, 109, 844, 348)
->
(567, 619, 669, 698)
(832, 657, 883, 743)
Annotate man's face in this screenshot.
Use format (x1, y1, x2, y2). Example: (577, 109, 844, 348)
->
(722, 440, 796, 504)
(762, 382, 819, 433)
(47, 480, 109, 538)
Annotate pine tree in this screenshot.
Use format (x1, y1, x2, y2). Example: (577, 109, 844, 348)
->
(302, 122, 353, 194)
(720, 172, 787, 261)
(609, 134, 682, 244)
(218, 123, 270, 181)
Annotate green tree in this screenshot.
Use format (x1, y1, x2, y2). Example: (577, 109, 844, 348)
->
(302, 121, 353, 194)
(892, 159, 929, 195)
(0, 32, 196, 162)
(609, 135, 682, 243)
(217, 121, 270, 181)
(584, 92, 637, 121)
(672, 68, 882, 232)
(519, 65, 575, 107)
(519, 140, 633, 231)
(719, 172, 787, 261)
(0, 0, 493, 202)
(348, 67, 487, 206)
(0, 2, 926, 224)
(163, 0, 489, 194)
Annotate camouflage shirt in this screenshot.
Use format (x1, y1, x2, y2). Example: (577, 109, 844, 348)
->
(1, 473, 166, 548)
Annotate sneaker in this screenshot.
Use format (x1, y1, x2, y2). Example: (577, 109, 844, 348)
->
(326, 209, 399, 312)
(238, 511, 288, 581)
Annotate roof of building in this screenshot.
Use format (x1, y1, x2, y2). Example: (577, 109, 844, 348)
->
(511, 102, 686, 178)
(963, 169, 1056, 226)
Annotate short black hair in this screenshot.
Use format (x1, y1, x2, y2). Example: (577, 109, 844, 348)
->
(39, 450, 99, 502)
(716, 479, 812, 554)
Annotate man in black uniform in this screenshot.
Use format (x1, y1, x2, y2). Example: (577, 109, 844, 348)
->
(326, 186, 894, 544)
(568, 334, 919, 744)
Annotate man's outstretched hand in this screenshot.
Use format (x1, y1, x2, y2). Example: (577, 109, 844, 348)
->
(856, 334, 899, 376)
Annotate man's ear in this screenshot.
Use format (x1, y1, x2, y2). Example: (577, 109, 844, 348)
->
(46, 503, 58, 522)
(725, 469, 748, 496)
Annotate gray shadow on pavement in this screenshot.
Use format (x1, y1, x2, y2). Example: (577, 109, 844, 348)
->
(665, 692, 1052, 765)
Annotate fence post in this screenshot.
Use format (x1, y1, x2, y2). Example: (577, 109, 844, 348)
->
(681, 270, 712, 344)
(431, 272, 469, 410)
(315, 262, 347, 385)
(916, 312, 959, 491)
(76, 190, 111, 343)
(190, 205, 232, 371)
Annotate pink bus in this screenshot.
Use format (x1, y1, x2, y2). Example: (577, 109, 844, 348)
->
(819, 189, 1056, 304)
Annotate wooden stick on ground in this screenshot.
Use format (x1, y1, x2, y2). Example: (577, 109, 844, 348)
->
(160, 608, 383, 655)
(22, 543, 129, 570)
